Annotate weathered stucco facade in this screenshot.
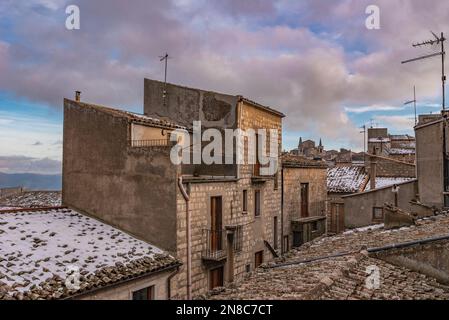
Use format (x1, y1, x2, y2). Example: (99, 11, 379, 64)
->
(415, 114, 448, 208)
(78, 269, 175, 300)
(343, 180, 418, 228)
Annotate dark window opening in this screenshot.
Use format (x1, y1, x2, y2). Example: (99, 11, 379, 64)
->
(255, 251, 264, 268)
(300, 183, 309, 218)
(372, 207, 384, 221)
(132, 286, 155, 300)
(242, 190, 248, 213)
(254, 190, 261, 217)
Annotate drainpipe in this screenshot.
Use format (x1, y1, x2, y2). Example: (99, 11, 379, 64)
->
(281, 168, 284, 254)
(178, 176, 191, 300)
(167, 266, 180, 300)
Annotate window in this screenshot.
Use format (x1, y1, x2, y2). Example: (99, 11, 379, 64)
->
(242, 190, 248, 213)
(233, 225, 243, 252)
(132, 286, 154, 300)
(283, 235, 289, 253)
(254, 190, 261, 217)
(373, 207, 384, 221)
(245, 264, 251, 273)
(255, 251, 264, 268)
(300, 183, 309, 218)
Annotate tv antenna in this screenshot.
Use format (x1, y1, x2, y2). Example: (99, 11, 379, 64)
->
(402, 31, 446, 110)
(359, 124, 367, 161)
(159, 52, 171, 104)
(404, 85, 417, 125)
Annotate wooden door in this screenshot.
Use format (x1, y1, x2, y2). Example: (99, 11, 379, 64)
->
(209, 266, 224, 290)
(300, 183, 309, 218)
(210, 196, 223, 252)
(255, 251, 264, 268)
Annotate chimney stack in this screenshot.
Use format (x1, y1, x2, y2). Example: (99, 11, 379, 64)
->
(75, 91, 81, 102)
(370, 154, 377, 190)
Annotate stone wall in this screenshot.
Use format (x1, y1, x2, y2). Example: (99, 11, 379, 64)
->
(366, 155, 416, 178)
(282, 166, 327, 248)
(373, 240, 449, 285)
(173, 100, 283, 299)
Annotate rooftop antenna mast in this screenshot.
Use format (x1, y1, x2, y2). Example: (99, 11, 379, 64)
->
(359, 124, 367, 162)
(159, 52, 170, 105)
(402, 31, 446, 110)
(404, 85, 417, 125)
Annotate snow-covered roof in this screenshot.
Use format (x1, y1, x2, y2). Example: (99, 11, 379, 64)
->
(389, 148, 415, 155)
(368, 138, 390, 143)
(68, 99, 187, 130)
(282, 154, 327, 168)
(0, 191, 61, 209)
(327, 166, 367, 193)
(390, 134, 415, 141)
(364, 177, 415, 191)
(0, 208, 179, 300)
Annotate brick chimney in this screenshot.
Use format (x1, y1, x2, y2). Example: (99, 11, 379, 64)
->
(370, 154, 377, 190)
(75, 91, 81, 102)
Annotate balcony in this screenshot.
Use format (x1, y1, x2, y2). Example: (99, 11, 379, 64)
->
(251, 158, 278, 183)
(201, 229, 227, 262)
(130, 139, 174, 147)
(201, 226, 244, 262)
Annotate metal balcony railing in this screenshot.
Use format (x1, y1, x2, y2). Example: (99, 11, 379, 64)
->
(202, 229, 226, 261)
(130, 139, 172, 147)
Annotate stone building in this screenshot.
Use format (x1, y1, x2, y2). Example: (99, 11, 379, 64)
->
(281, 154, 327, 249)
(367, 127, 416, 164)
(291, 138, 324, 159)
(0, 207, 180, 300)
(327, 154, 416, 231)
(63, 78, 284, 299)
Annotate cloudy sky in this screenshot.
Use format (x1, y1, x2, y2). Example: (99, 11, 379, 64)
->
(0, 0, 448, 174)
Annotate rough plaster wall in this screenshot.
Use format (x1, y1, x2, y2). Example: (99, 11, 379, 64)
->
(143, 79, 238, 129)
(63, 100, 178, 252)
(343, 180, 417, 228)
(79, 270, 171, 300)
(416, 123, 444, 208)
